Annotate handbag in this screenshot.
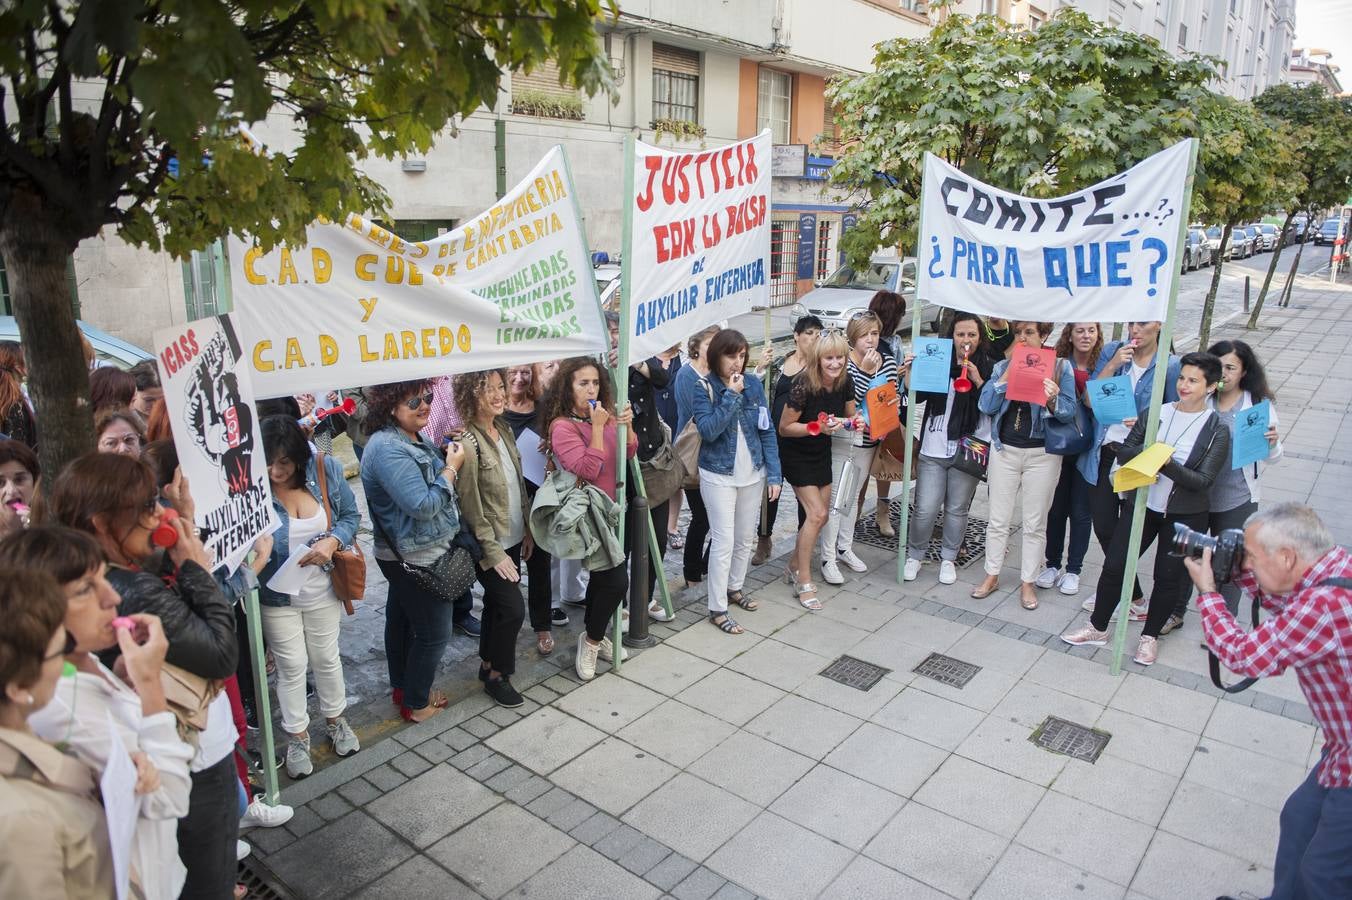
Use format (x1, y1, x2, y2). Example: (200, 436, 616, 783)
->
(315, 452, 366, 615)
(373, 517, 477, 604)
(639, 422, 684, 505)
(161, 662, 221, 748)
(869, 426, 919, 481)
(673, 376, 713, 490)
(1043, 361, 1094, 456)
(952, 435, 990, 481)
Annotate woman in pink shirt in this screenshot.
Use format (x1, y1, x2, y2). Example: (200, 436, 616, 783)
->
(540, 357, 636, 681)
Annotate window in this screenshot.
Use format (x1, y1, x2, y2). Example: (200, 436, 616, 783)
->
(1178, 22, 1188, 47)
(769, 219, 799, 306)
(181, 240, 231, 319)
(899, 0, 926, 12)
(980, 0, 998, 15)
(757, 69, 792, 145)
(815, 220, 835, 281)
(1028, 12, 1043, 29)
(652, 44, 700, 125)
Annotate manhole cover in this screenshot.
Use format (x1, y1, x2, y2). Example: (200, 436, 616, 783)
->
(239, 858, 294, 900)
(912, 652, 981, 688)
(1031, 716, 1111, 763)
(819, 655, 891, 692)
(855, 502, 986, 567)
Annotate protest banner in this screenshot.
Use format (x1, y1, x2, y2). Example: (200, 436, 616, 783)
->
(916, 140, 1192, 322)
(621, 131, 772, 365)
(154, 315, 279, 574)
(229, 147, 606, 398)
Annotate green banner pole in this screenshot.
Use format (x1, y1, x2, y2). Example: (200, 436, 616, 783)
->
(1109, 138, 1199, 675)
(897, 167, 928, 584)
(244, 582, 279, 804)
(628, 456, 674, 618)
(611, 133, 638, 670)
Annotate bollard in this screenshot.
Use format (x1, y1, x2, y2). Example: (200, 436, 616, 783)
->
(624, 494, 656, 649)
(1243, 275, 1250, 312)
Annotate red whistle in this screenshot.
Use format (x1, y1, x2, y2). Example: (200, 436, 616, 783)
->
(152, 506, 179, 549)
(298, 397, 356, 429)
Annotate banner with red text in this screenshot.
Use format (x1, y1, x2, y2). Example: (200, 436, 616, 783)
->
(623, 131, 772, 364)
(153, 315, 278, 575)
(228, 146, 606, 399)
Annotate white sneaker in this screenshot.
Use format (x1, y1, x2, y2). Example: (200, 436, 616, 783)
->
(1058, 572, 1081, 595)
(575, 633, 600, 681)
(820, 560, 845, 585)
(240, 796, 294, 830)
(327, 716, 360, 758)
(938, 561, 957, 585)
(597, 636, 628, 663)
(284, 737, 313, 779)
(1035, 567, 1060, 589)
(1128, 600, 1148, 622)
(236, 839, 252, 862)
(836, 548, 868, 573)
(903, 557, 922, 582)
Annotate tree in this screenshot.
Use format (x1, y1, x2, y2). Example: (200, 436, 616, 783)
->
(0, 1, 615, 478)
(1247, 84, 1352, 328)
(1191, 93, 1301, 347)
(828, 9, 1215, 266)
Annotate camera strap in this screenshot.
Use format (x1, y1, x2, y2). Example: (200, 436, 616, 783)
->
(1208, 577, 1352, 693)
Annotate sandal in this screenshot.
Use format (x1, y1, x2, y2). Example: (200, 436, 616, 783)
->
(1020, 593, 1039, 610)
(669, 532, 685, 550)
(792, 579, 823, 611)
(537, 632, 555, 655)
(710, 613, 744, 634)
(728, 590, 759, 611)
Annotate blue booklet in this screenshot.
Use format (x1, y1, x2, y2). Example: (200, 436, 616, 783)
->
(1086, 375, 1135, 425)
(910, 337, 953, 394)
(1231, 399, 1271, 469)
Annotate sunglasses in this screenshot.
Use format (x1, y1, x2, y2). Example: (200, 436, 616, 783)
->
(404, 392, 435, 410)
(44, 631, 78, 660)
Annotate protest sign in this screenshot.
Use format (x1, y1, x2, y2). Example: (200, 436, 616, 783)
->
(1006, 347, 1056, 405)
(229, 147, 605, 399)
(1087, 375, 1137, 424)
(1232, 399, 1272, 469)
(865, 377, 901, 439)
(622, 131, 772, 365)
(916, 140, 1192, 322)
(154, 315, 278, 573)
(910, 337, 952, 394)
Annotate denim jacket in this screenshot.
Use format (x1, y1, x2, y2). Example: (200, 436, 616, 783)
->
(687, 372, 783, 485)
(977, 358, 1078, 451)
(360, 426, 461, 556)
(259, 453, 361, 606)
(1075, 341, 1181, 485)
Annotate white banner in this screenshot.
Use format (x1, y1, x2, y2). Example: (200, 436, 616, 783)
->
(230, 146, 606, 398)
(623, 131, 772, 364)
(916, 140, 1193, 322)
(153, 315, 278, 574)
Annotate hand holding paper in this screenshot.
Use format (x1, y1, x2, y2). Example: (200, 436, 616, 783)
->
(1006, 347, 1056, 405)
(1112, 442, 1175, 492)
(1231, 399, 1271, 469)
(910, 338, 953, 394)
(1087, 375, 1136, 424)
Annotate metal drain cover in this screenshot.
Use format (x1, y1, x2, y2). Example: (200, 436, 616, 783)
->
(819, 655, 891, 692)
(912, 652, 981, 688)
(1031, 716, 1111, 763)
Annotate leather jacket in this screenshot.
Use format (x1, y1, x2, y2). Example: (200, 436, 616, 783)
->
(106, 559, 238, 679)
(1117, 410, 1230, 516)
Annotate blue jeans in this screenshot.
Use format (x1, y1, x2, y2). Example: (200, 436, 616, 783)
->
(377, 558, 458, 710)
(907, 453, 980, 562)
(1044, 456, 1092, 574)
(1270, 755, 1352, 899)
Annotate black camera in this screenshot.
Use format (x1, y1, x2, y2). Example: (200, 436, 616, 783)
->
(1171, 523, 1245, 585)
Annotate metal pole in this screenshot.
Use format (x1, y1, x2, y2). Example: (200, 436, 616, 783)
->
(1243, 275, 1250, 313)
(624, 493, 656, 649)
(1109, 138, 1199, 676)
(494, 119, 507, 200)
(244, 583, 279, 804)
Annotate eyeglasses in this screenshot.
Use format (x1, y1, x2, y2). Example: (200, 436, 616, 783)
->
(134, 496, 160, 517)
(44, 631, 78, 661)
(404, 392, 435, 410)
(98, 434, 142, 451)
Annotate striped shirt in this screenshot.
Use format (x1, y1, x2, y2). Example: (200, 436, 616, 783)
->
(1198, 545, 1352, 787)
(847, 353, 898, 448)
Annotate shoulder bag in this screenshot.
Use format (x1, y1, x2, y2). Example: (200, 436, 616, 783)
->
(672, 377, 713, 490)
(374, 515, 477, 604)
(1044, 360, 1095, 457)
(639, 421, 684, 506)
(316, 452, 366, 615)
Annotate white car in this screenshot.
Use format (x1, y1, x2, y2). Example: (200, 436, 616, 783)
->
(799, 256, 945, 334)
(594, 264, 621, 311)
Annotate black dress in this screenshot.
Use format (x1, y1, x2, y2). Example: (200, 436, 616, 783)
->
(778, 374, 851, 487)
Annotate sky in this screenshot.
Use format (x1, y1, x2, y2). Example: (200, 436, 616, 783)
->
(1293, 0, 1352, 86)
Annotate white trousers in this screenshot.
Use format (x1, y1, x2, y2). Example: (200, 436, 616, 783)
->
(553, 556, 587, 605)
(260, 601, 347, 734)
(821, 439, 875, 561)
(701, 474, 765, 614)
(983, 443, 1062, 583)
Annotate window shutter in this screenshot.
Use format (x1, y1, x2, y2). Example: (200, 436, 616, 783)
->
(652, 43, 700, 76)
(512, 60, 576, 98)
(822, 101, 836, 142)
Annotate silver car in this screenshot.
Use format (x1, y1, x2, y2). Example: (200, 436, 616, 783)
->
(800, 256, 944, 335)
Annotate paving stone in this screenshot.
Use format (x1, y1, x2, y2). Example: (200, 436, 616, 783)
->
(556, 675, 667, 732)
(547, 796, 598, 832)
(348, 856, 480, 899)
(593, 822, 646, 859)
(672, 866, 728, 900)
(465, 751, 512, 782)
(308, 792, 354, 822)
(390, 750, 432, 778)
(1109, 674, 1217, 733)
(524, 684, 559, 705)
(864, 802, 1006, 899)
(427, 802, 575, 898)
(955, 715, 1067, 786)
(246, 824, 297, 856)
(413, 737, 456, 764)
(526, 786, 577, 820)
(1017, 791, 1154, 887)
(485, 762, 533, 794)
(1129, 829, 1274, 900)
(505, 774, 553, 806)
(819, 855, 948, 899)
(1220, 689, 1257, 707)
(267, 810, 414, 899)
(483, 704, 523, 727)
(570, 810, 623, 845)
(442, 727, 477, 751)
(707, 811, 854, 900)
(544, 674, 581, 694)
(337, 776, 383, 807)
(646, 854, 699, 891)
(485, 706, 607, 775)
(285, 803, 326, 838)
(553, 735, 681, 817)
(1250, 691, 1288, 716)
(503, 843, 661, 900)
(688, 730, 815, 808)
(913, 755, 1045, 838)
(1051, 753, 1177, 827)
(449, 743, 493, 771)
(823, 721, 947, 798)
(974, 843, 1123, 900)
(623, 772, 759, 863)
(462, 715, 501, 739)
(745, 694, 862, 760)
(1183, 739, 1309, 811)
(676, 668, 787, 728)
(870, 687, 985, 751)
(366, 764, 501, 848)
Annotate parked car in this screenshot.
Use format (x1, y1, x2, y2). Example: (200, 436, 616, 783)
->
(0, 317, 152, 369)
(1241, 225, 1263, 255)
(1183, 227, 1209, 271)
(800, 255, 943, 335)
(1314, 218, 1345, 246)
(1204, 226, 1228, 262)
(1285, 216, 1309, 245)
(1254, 223, 1280, 252)
(595, 263, 622, 312)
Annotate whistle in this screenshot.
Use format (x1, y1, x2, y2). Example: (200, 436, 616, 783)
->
(297, 397, 357, 430)
(152, 507, 179, 549)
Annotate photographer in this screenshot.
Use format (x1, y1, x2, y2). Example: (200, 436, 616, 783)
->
(1184, 503, 1351, 900)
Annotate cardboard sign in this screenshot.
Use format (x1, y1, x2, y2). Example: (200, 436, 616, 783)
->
(1006, 347, 1056, 405)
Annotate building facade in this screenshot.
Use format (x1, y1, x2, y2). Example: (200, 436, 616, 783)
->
(50, 0, 931, 351)
(1287, 48, 1344, 93)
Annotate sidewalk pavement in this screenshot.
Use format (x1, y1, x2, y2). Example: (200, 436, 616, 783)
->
(245, 273, 1350, 900)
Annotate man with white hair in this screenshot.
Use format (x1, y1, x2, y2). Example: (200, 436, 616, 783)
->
(1183, 502, 1351, 900)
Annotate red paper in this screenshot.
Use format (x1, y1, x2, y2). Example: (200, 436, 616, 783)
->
(866, 382, 901, 439)
(1006, 347, 1056, 405)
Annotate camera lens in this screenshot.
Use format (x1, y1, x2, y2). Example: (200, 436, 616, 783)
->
(1171, 522, 1218, 560)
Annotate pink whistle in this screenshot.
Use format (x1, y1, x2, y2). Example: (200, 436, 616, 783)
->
(111, 617, 135, 631)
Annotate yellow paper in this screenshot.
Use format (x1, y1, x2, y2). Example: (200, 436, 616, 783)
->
(1112, 441, 1175, 492)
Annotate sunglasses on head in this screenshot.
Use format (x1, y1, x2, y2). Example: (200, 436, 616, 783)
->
(404, 392, 435, 410)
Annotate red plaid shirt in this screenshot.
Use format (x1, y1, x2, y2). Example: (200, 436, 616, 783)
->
(1197, 545, 1352, 787)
